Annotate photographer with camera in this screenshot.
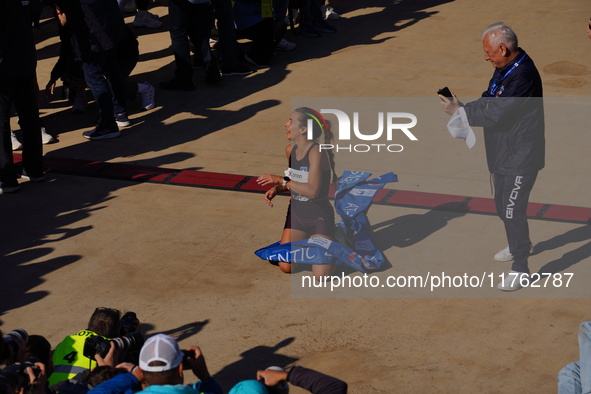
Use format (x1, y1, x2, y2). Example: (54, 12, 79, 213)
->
(48, 341, 119, 394)
(0, 357, 48, 394)
(1, 329, 49, 394)
(48, 308, 143, 386)
(48, 363, 131, 394)
(1, 330, 28, 366)
(87, 334, 222, 394)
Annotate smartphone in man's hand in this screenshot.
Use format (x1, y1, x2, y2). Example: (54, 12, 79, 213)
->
(437, 87, 453, 101)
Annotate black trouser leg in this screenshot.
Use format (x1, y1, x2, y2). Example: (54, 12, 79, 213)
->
(493, 172, 538, 273)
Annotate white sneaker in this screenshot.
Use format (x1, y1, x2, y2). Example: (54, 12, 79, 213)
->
(11, 132, 22, 151)
(276, 38, 296, 51)
(494, 244, 535, 262)
(133, 11, 162, 28)
(498, 270, 529, 291)
(41, 127, 56, 144)
(137, 82, 155, 110)
(321, 5, 341, 20)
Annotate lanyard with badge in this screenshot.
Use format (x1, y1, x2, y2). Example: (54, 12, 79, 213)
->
(487, 51, 528, 97)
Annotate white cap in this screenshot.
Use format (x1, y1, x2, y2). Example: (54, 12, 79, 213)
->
(139, 334, 184, 372)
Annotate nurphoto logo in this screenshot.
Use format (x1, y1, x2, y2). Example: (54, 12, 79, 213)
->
(312, 109, 418, 153)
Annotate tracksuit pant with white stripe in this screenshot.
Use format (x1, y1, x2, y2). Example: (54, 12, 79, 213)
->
(493, 172, 538, 273)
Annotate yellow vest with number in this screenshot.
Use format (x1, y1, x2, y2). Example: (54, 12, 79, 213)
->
(48, 330, 109, 386)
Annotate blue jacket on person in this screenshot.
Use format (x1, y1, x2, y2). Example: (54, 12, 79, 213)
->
(463, 49, 545, 176)
(88, 373, 223, 394)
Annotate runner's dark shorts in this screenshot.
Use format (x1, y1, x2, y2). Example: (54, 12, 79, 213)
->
(284, 199, 335, 237)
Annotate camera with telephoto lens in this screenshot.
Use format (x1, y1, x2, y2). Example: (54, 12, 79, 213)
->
(120, 312, 139, 335)
(1, 329, 28, 363)
(118, 312, 142, 364)
(83, 332, 144, 360)
(0, 357, 41, 392)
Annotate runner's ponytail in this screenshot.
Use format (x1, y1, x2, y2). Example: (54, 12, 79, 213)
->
(295, 107, 338, 184)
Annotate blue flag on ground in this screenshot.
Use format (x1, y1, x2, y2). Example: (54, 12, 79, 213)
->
(254, 171, 397, 272)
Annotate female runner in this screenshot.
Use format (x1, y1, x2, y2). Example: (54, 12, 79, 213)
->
(257, 107, 338, 277)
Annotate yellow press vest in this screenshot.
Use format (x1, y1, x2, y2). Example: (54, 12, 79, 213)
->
(48, 330, 109, 386)
(260, 0, 272, 18)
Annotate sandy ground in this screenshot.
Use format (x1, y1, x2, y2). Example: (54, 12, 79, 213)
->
(2, 0, 591, 392)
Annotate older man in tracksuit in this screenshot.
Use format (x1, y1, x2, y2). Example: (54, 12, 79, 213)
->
(442, 22, 545, 291)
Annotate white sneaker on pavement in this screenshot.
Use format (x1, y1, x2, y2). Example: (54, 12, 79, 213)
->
(498, 270, 529, 291)
(11, 132, 22, 151)
(494, 244, 535, 262)
(41, 127, 55, 144)
(321, 5, 341, 20)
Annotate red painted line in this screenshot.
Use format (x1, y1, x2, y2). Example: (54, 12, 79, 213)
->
(372, 188, 391, 202)
(464, 197, 497, 214)
(100, 163, 176, 182)
(526, 202, 547, 217)
(388, 190, 466, 208)
(44, 156, 110, 176)
(12, 153, 591, 224)
(240, 177, 273, 192)
(169, 169, 245, 189)
(41, 156, 177, 182)
(542, 204, 591, 223)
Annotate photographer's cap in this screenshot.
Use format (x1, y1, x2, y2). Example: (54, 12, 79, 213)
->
(139, 334, 183, 372)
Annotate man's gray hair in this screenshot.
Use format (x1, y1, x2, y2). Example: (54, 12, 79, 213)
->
(482, 22, 518, 51)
